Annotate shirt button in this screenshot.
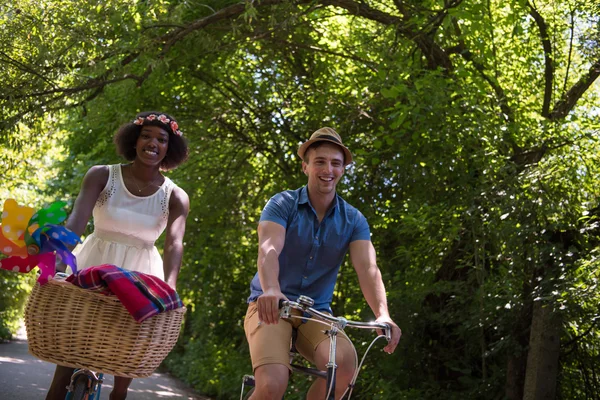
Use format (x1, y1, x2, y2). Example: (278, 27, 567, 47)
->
(303, 276, 308, 279)
(309, 256, 313, 259)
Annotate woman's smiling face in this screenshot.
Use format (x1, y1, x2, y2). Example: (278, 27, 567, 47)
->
(135, 125, 169, 166)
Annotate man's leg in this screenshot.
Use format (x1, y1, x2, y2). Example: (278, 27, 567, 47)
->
(110, 376, 133, 400)
(295, 319, 357, 400)
(306, 337, 356, 400)
(46, 365, 75, 400)
(244, 302, 293, 400)
(250, 364, 289, 400)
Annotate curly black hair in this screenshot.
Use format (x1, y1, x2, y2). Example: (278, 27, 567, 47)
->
(113, 111, 189, 171)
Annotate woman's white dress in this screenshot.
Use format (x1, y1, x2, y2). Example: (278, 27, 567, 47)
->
(72, 164, 175, 280)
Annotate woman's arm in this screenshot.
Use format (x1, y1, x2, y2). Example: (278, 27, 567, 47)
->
(163, 185, 190, 289)
(65, 165, 109, 236)
(58, 166, 108, 272)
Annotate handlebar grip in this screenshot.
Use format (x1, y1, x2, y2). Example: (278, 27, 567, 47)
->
(381, 323, 392, 341)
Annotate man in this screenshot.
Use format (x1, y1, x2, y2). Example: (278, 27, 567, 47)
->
(244, 127, 401, 400)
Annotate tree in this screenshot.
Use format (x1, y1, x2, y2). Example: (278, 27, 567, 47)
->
(1, 0, 599, 398)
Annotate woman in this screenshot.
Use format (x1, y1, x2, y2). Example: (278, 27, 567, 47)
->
(46, 111, 190, 400)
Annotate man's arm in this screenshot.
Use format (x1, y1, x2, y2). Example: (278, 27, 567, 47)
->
(349, 239, 401, 354)
(163, 186, 190, 289)
(256, 220, 287, 324)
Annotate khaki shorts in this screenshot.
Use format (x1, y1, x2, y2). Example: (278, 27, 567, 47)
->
(244, 302, 354, 371)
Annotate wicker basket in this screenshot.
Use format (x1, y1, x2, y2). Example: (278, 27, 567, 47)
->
(24, 278, 186, 378)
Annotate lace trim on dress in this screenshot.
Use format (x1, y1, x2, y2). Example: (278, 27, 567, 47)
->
(96, 165, 117, 207)
(161, 181, 173, 219)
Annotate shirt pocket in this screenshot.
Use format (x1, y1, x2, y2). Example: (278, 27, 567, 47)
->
(320, 229, 349, 267)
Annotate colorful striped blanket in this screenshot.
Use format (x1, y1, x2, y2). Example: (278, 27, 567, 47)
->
(66, 264, 183, 323)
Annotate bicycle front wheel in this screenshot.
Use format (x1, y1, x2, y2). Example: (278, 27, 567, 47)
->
(70, 376, 89, 400)
(242, 386, 255, 400)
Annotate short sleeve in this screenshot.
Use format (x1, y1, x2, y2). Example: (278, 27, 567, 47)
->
(259, 192, 294, 229)
(350, 210, 371, 242)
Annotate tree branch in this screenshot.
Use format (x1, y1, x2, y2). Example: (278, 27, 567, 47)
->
(449, 19, 514, 127)
(321, 0, 453, 71)
(527, 1, 554, 118)
(562, 316, 600, 349)
(0, 73, 143, 101)
(562, 8, 575, 97)
(549, 58, 600, 120)
(158, 0, 288, 56)
(3, 0, 454, 122)
(268, 38, 379, 71)
(0, 51, 57, 88)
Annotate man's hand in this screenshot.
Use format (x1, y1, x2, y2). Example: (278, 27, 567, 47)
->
(257, 289, 287, 325)
(376, 316, 401, 354)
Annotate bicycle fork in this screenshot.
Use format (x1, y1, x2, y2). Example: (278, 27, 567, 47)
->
(325, 326, 338, 400)
(65, 369, 104, 400)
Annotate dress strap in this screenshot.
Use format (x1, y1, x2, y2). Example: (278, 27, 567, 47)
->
(96, 165, 118, 207)
(160, 177, 175, 218)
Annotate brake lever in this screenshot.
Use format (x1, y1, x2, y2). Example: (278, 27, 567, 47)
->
(382, 323, 392, 342)
(279, 300, 291, 319)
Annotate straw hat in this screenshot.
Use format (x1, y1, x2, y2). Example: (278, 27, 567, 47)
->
(297, 127, 353, 166)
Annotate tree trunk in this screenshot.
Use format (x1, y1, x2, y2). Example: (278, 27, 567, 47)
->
(505, 298, 533, 400)
(523, 301, 561, 400)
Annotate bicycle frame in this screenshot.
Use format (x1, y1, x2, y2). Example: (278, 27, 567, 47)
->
(240, 295, 391, 400)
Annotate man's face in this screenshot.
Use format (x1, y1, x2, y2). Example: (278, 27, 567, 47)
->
(302, 143, 345, 196)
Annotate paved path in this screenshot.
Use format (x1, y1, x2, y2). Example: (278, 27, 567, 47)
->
(0, 327, 211, 399)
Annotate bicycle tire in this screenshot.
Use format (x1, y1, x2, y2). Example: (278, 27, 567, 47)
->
(71, 376, 89, 400)
(242, 387, 286, 400)
(242, 386, 255, 400)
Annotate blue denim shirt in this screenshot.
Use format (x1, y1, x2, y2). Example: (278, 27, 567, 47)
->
(248, 186, 371, 311)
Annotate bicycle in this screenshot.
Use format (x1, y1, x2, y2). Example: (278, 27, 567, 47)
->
(65, 368, 104, 400)
(240, 295, 391, 400)
(25, 268, 185, 400)
(47, 272, 105, 400)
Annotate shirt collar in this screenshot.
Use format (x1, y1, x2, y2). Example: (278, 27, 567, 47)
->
(299, 186, 310, 204)
(299, 186, 340, 214)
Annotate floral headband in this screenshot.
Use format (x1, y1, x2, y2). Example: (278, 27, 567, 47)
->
(133, 114, 183, 136)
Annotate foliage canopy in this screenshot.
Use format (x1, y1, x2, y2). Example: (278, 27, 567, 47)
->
(1, 0, 599, 398)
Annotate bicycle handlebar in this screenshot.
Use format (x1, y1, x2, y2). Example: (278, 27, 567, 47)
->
(279, 297, 391, 342)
